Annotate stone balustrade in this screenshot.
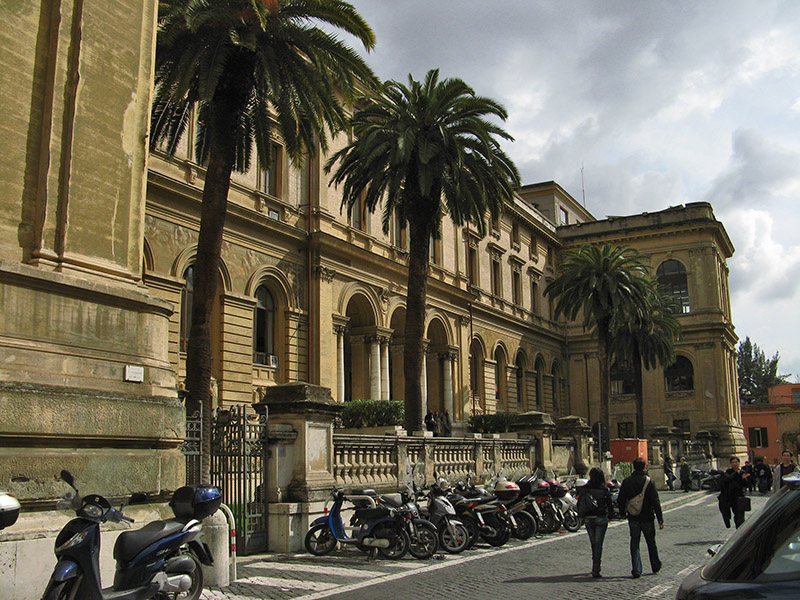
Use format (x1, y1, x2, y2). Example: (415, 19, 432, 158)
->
(332, 433, 540, 491)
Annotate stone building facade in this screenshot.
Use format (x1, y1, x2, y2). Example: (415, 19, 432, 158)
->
(1, 0, 746, 541)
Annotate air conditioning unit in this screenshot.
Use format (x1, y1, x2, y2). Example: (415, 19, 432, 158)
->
(268, 354, 279, 368)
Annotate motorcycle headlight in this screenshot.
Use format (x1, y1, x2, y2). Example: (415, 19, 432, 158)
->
(56, 531, 88, 553)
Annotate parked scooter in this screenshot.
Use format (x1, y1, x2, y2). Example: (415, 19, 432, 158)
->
(356, 487, 439, 559)
(419, 482, 470, 553)
(41, 470, 220, 600)
(304, 489, 410, 559)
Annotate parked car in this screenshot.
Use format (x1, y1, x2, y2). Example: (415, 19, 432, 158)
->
(676, 472, 800, 599)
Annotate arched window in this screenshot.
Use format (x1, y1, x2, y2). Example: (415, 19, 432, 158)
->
(253, 285, 276, 366)
(180, 265, 193, 353)
(494, 348, 507, 409)
(665, 355, 694, 392)
(657, 260, 690, 313)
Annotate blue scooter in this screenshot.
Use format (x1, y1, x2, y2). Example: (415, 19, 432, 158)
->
(41, 470, 220, 600)
(304, 489, 410, 559)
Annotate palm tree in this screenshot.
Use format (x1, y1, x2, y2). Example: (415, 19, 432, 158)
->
(544, 244, 653, 429)
(150, 0, 378, 482)
(611, 284, 681, 437)
(326, 69, 521, 433)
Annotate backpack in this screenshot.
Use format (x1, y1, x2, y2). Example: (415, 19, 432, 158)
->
(576, 487, 600, 518)
(626, 476, 650, 516)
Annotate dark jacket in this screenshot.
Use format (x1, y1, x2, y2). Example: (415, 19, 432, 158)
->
(579, 483, 614, 518)
(720, 468, 746, 504)
(618, 471, 663, 524)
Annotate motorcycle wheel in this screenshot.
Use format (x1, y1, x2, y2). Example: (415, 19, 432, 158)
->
(377, 526, 411, 560)
(305, 523, 337, 556)
(162, 551, 203, 600)
(538, 507, 558, 533)
(460, 514, 480, 549)
(563, 509, 582, 532)
(43, 580, 75, 600)
(512, 510, 537, 540)
(480, 523, 511, 547)
(408, 521, 439, 559)
(439, 521, 470, 554)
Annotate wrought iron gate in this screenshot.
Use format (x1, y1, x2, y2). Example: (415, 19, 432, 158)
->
(182, 404, 268, 555)
(210, 405, 268, 555)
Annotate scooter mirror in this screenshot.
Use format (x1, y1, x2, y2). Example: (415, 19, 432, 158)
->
(60, 470, 76, 490)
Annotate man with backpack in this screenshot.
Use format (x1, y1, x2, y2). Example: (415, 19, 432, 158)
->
(618, 457, 664, 579)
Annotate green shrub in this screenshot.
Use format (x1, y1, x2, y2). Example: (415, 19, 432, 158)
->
(468, 411, 517, 433)
(337, 399, 404, 429)
(613, 461, 634, 480)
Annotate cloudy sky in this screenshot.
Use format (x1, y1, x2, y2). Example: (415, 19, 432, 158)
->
(345, 0, 800, 380)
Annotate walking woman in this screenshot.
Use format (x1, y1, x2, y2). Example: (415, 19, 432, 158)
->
(577, 467, 615, 578)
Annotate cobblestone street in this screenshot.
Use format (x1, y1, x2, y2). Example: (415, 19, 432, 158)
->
(201, 490, 769, 600)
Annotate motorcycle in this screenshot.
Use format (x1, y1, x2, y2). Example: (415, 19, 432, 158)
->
(304, 489, 410, 559)
(419, 482, 470, 553)
(452, 476, 518, 547)
(41, 470, 220, 600)
(356, 487, 439, 559)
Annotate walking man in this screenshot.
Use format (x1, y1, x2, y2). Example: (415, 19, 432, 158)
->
(679, 456, 692, 492)
(772, 449, 799, 493)
(618, 457, 664, 579)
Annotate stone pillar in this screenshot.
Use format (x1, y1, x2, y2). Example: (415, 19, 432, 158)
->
(335, 324, 346, 402)
(369, 337, 381, 400)
(556, 415, 592, 476)
(442, 351, 455, 415)
(421, 344, 429, 414)
(510, 411, 557, 471)
(381, 337, 390, 401)
(253, 383, 343, 553)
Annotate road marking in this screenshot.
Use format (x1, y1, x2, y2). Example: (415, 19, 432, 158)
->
(229, 576, 339, 591)
(642, 583, 673, 597)
(247, 561, 388, 578)
(677, 565, 698, 578)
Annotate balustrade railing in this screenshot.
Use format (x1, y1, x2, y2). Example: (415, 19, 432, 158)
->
(332, 433, 540, 491)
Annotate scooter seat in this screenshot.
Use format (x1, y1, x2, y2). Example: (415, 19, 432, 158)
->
(379, 493, 403, 508)
(113, 519, 189, 563)
(353, 507, 390, 522)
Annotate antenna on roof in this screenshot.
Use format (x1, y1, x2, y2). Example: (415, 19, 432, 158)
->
(580, 163, 586, 207)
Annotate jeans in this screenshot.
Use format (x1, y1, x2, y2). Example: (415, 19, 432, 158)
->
(584, 516, 609, 562)
(629, 519, 661, 575)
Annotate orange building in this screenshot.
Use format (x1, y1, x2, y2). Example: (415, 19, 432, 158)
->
(741, 383, 800, 464)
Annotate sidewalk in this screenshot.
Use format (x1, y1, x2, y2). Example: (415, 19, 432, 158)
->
(202, 489, 760, 600)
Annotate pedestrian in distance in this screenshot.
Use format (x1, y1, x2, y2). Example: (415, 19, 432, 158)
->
(442, 408, 452, 437)
(576, 467, 615, 578)
(772, 449, 799, 493)
(679, 456, 692, 492)
(424, 410, 435, 434)
(753, 457, 772, 494)
(618, 457, 664, 579)
(432, 410, 442, 437)
(719, 456, 749, 528)
(742, 460, 755, 493)
(664, 458, 676, 491)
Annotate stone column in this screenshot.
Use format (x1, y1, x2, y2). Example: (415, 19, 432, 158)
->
(421, 342, 429, 414)
(334, 324, 346, 402)
(370, 336, 381, 400)
(510, 411, 557, 471)
(441, 350, 456, 415)
(381, 336, 390, 401)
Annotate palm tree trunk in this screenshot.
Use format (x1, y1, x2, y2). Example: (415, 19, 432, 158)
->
(597, 325, 611, 435)
(185, 124, 234, 485)
(403, 218, 430, 433)
(633, 343, 645, 438)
